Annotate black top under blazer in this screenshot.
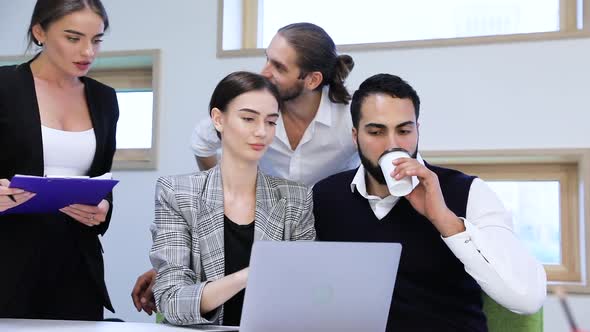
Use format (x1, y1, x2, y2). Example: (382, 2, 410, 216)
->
(0, 60, 119, 315)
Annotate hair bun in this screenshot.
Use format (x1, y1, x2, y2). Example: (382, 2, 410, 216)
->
(337, 54, 354, 72)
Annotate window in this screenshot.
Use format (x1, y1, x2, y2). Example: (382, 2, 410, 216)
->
(422, 149, 590, 291)
(219, 0, 590, 54)
(87, 50, 160, 169)
(487, 180, 561, 265)
(113, 91, 154, 149)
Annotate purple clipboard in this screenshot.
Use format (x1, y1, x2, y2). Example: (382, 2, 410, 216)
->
(2, 175, 119, 215)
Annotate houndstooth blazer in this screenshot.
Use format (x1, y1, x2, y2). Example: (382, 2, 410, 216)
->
(149, 165, 316, 326)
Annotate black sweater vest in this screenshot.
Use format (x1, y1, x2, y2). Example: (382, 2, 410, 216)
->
(313, 164, 487, 332)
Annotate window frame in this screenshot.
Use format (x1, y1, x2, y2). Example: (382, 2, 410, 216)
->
(421, 149, 590, 293)
(87, 50, 161, 170)
(217, 0, 590, 57)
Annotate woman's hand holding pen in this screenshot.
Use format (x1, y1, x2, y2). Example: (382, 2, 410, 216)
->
(0, 178, 35, 212)
(60, 199, 109, 227)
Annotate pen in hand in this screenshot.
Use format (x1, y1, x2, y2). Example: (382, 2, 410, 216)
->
(0, 179, 18, 203)
(1, 179, 23, 204)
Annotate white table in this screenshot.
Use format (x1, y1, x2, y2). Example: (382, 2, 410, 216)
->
(0, 319, 239, 332)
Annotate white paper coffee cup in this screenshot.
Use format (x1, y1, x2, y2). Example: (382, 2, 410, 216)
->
(378, 148, 413, 197)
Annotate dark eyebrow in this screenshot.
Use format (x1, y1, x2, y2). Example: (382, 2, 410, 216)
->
(396, 121, 415, 129)
(63, 29, 104, 38)
(239, 108, 279, 118)
(264, 50, 288, 71)
(364, 121, 415, 130)
(238, 108, 260, 115)
(269, 58, 287, 72)
(364, 123, 387, 129)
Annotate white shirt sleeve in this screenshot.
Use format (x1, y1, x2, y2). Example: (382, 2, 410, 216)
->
(442, 178, 547, 314)
(189, 117, 221, 157)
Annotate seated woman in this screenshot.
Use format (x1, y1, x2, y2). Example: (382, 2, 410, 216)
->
(149, 71, 316, 326)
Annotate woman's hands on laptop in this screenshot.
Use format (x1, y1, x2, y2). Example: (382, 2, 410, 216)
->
(131, 267, 251, 317)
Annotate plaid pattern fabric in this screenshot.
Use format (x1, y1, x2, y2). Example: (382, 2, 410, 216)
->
(150, 165, 316, 325)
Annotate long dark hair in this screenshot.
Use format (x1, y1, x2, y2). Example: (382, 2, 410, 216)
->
(209, 71, 282, 139)
(27, 0, 109, 49)
(278, 23, 354, 105)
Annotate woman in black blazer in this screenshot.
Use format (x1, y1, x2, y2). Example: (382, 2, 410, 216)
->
(0, 0, 118, 321)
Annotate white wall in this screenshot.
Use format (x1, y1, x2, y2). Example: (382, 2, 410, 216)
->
(1, 0, 589, 329)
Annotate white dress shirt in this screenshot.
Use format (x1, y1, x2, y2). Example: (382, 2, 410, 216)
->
(190, 86, 360, 186)
(350, 155, 547, 314)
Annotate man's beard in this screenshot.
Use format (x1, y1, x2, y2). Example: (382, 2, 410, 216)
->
(279, 80, 305, 102)
(359, 143, 387, 185)
(358, 142, 419, 186)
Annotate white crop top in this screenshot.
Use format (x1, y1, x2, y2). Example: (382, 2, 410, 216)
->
(41, 125, 96, 176)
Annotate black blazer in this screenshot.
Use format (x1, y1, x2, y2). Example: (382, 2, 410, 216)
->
(0, 61, 119, 313)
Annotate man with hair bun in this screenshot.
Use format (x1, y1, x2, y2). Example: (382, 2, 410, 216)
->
(191, 22, 360, 186)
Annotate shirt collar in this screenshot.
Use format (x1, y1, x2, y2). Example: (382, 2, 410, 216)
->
(273, 86, 333, 146)
(314, 86, 333, 127)
(350, 153, 425, 196)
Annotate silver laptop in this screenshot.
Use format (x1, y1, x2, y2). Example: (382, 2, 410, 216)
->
(232, 241, 402, 332)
